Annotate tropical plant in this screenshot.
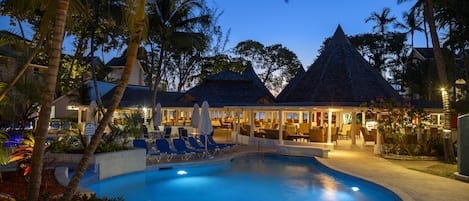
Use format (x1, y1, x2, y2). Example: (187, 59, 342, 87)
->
(366, 98, 432, 156)
(365, 7, 398, 34)
(395, 10, 424, 48)
(7, 131, 35, 177)
(145, 0, 213, 112)
(61, 0, 147, 200)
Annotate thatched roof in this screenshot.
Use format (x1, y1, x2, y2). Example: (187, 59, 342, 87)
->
(276, 67, 305, 101)
(180, 68, 275, 107)
(101, 85, 185, 107)
(277, 25, 401, 104)
(241, 64, 276, 100)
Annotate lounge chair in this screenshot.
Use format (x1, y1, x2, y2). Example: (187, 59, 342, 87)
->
(200, 135, 229, 150)
(155, 139, 188, 161)
(207, 135, 236, 148)
(178, 128, 189, 140)
(133, 139, 161, 162)
(187, 136, 220, 154)
(163, 126, 172, 139)
(173, 139, 204, 159)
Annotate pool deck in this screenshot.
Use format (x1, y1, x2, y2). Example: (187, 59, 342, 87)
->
(315, 141, 469, 201)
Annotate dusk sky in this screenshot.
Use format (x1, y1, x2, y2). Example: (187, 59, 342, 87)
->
(208, 0, 424, 67)
(0, 0, 426, 67)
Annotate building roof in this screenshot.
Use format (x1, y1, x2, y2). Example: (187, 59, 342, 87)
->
(181, 68, 275, 107)
(277, 25, 401, 104)
(100, 84, 185, 108)
(106, 56, 127, 66)
(276, 67, 305, 101)
(414, 48, 435, 59)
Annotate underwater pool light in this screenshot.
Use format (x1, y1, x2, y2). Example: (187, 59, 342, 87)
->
(177, 170, 188, 175)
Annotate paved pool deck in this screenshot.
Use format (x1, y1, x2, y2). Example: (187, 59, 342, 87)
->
(315, 142, 469, 201)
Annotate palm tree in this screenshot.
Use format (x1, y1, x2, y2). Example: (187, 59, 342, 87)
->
(60, 0, 147, 200)
(365, 7, 398, 34)
(146, 0, 211, 118)
(398, 0, 453, 163)
(395, 11, 424, 48)
(27, 0, 71, 200)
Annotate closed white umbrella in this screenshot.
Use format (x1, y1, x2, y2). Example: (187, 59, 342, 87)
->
(190, 103, 200, 131)
(198, 101, 213, 154)
(153, 103, 162, 130)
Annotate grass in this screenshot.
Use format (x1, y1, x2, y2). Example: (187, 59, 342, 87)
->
(409, 163, 458, 178)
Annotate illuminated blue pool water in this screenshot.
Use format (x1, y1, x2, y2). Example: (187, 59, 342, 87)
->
(87, 153, 401, 201)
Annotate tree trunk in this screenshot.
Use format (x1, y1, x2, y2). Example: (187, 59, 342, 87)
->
(60, 0, 146, 200)
(27, 0, 70, 200)
(425, 0, 455, 163)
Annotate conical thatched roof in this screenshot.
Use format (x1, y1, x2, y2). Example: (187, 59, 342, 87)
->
(276, 67, 305, 101)
(277, 25, 401, 104)
(181, 68, 275, 107)
(242, 64, 276, 101)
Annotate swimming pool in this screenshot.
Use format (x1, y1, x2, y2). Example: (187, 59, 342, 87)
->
(87, 153, 401, 201)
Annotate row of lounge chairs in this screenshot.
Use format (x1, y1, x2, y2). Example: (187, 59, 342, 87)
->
(133, 135, 236, 163)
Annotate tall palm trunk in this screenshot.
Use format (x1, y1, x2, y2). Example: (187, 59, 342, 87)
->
(425, 0, 447, 86)
(425, 0, 455, 163)
(60, 0, 146, 200)
(27, 0, 70, 200)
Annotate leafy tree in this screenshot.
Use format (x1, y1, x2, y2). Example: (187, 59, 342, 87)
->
(61, 0, 147, 199)
(234, 40, 302, 95)
(200, 54, 245, 81)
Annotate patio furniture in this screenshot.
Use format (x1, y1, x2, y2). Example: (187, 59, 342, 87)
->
(187, 136, 220, 154)
(132, 139, 161, 162)
(200, 135, 229, 149)
(163, 126, 172, 139)
(172, 138, 203, 159)
(360, 127, 375, 145)
(207, 135, 236, 148)
(309, 127, 326, 142)
(155, 139, 187, 161)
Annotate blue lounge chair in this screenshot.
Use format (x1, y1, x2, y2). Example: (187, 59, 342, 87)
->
(173, 139, 204, 159)
(207, 135, 236, 148)
(133, 139, 161, 162)
(178, 128, 189, 140)
(188, 136, 220, 154)
(200, 135, 229, 150)
(155, 139, 188, 161)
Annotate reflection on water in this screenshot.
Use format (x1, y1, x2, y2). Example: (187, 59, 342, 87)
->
(88, 153, 401, 201)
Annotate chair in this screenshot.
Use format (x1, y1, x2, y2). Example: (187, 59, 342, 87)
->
(207, 135, 236, 148)
(163, 126, 172, 139)
(188, 136, 220, 154)
(155, 139, 187, 161)
(200, 135, 228, 150)
(309, 128, 326, 142)
(360, 127, 375, 145)
(133, 139, 161, 162)
(178, 127, 188, 140)
(142, 125, 149, 138)
(172, 139, 204, 159)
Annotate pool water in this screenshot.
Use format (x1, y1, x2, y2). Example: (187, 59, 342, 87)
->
(87, 153, 401, 201)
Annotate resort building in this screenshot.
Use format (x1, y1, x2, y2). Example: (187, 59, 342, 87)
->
(70, 25, 445, 153)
